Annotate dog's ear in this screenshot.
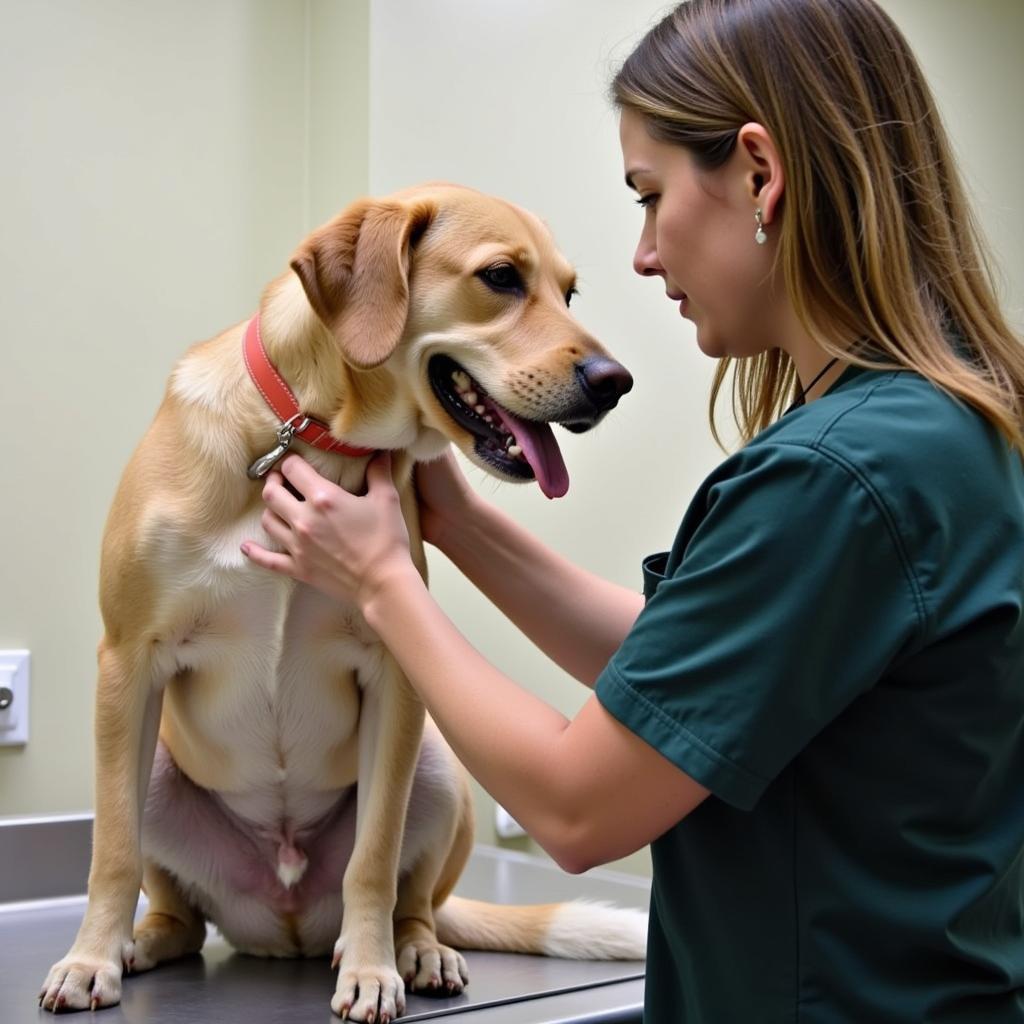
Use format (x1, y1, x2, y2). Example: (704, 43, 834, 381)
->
(290, 198, 436, 370)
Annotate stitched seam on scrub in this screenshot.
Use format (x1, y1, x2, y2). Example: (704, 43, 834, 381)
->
(767, 439, 928, 636)
(771, 378, 930, 637)
(601, 660, 770, 789)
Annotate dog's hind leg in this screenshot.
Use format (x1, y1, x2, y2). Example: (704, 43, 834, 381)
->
(131, 859, 206, 973)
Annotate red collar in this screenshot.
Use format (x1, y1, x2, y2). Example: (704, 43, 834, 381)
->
(242, 315, 376, 470)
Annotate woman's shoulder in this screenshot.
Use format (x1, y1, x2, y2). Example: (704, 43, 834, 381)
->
(722, 367, 1024, 592)
(749, 366, 1017, 501)
(698, 367, 1024, 628)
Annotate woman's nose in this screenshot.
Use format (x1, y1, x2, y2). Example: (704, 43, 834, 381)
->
(632, 234, 663, 278)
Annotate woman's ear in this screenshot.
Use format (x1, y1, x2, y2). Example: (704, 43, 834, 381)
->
(736, 122, 785, 225)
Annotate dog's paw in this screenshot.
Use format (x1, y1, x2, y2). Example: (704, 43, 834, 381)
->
(39, 942, 132, 1012)
(331, 946, 406, 1022)
(397, 939, 468, 995)
(131, 912, 205, 972)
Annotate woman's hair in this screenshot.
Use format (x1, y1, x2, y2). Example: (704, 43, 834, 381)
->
(612, 0, 1024, 451)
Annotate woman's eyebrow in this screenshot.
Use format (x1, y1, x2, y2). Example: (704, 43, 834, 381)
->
(623, 167, 650, 191)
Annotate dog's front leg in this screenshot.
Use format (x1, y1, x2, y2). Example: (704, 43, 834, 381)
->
(332, 667, 425, 1023)
(40, 640, 164, 1012)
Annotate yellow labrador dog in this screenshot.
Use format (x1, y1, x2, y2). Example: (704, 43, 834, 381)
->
(40, 183, 639, 1022)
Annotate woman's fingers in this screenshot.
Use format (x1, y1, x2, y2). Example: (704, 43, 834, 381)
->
(242, 450, 411, 606)
(366, 451, 393, 491)
(261, 507, 293, 546)
(278, 454, 328, 495)
(415, 447, 475, 549)
(262, 468, 303, 520)
(241, 540, 295, 577)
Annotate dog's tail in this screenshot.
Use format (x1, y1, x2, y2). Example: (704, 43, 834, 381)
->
(434, 895, 647, 960)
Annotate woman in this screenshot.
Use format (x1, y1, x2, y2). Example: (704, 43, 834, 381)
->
(243, 0, 1024, 1019)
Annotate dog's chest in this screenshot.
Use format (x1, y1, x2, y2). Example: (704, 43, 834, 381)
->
(156, 517, 385, 828)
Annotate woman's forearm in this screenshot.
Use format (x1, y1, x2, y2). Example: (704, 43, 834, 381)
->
(432, 498, 643, 685)
(361, 563, 590, 865)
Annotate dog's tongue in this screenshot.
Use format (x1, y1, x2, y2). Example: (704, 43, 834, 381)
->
(493, 407, 570, 499)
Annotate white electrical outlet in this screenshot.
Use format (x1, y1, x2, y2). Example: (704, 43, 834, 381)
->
(0, 650, 30, 746)
(495, 804, 527, 840)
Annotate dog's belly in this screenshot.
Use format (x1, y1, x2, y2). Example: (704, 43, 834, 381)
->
(140, 741, 356, 917)
(153, 569, 389, 831)
(142, 728, 458, 957)
(155, 573, 385, 831)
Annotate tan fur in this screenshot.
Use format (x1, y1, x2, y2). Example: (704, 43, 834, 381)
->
(40, 184, 638, 1021)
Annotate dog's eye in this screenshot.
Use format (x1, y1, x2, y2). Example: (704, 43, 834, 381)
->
(478, 264, 523, 294)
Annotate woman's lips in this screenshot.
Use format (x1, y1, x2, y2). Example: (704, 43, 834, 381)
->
(666, 290, 688, 315)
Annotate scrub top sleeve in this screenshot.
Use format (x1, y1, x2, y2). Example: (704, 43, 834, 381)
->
(595, 441, 925, 811)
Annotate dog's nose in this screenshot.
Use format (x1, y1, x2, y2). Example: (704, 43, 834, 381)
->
(576, 357, 634, 413)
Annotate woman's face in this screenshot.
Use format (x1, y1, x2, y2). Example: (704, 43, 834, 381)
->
(619, 108, 783, 361)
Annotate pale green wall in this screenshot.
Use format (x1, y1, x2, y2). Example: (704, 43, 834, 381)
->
(0, 0, 370, 816)
(1, 1, 1021, 886)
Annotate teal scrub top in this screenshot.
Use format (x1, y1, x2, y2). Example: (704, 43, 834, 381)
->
(595, 365, 1024, 1022)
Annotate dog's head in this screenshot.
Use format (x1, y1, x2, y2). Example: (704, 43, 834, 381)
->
(289, 183, 632, 498)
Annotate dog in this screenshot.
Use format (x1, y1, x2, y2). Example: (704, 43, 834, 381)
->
(40, 183, 640, 1022)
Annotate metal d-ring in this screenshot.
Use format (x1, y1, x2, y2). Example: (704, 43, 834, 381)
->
(246, 414, 312, 480)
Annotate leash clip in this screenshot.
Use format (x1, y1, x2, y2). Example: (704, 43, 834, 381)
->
(246, 414, 310, 480)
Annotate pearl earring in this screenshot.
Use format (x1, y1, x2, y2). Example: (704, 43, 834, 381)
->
(754, 208, 767, 245)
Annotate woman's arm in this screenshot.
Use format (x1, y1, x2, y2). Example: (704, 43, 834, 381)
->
(417, 451, 644, 686)
(360, 558, 709, 872)
(242, 453, 709, 872)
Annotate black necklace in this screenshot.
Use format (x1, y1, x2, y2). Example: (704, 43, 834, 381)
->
(784, 357, 840, 415)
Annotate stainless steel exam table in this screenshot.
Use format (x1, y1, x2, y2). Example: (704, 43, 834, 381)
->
(0, 815, 648, 1023)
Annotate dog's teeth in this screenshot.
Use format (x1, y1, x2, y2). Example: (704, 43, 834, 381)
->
(475, 405, 486, 415)
(465, 391, 478, 406)
(508, 445, 522, 457)
(453, 370, 471, 389)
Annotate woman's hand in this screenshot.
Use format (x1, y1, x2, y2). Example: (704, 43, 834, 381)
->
(415, 448, 482, 551)
(241, 452, 413, 608)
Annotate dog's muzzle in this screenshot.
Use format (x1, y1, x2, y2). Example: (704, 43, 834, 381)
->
(559, 357, 634, 433)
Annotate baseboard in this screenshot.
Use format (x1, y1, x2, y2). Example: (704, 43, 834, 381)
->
(0, 813, 93, 903)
